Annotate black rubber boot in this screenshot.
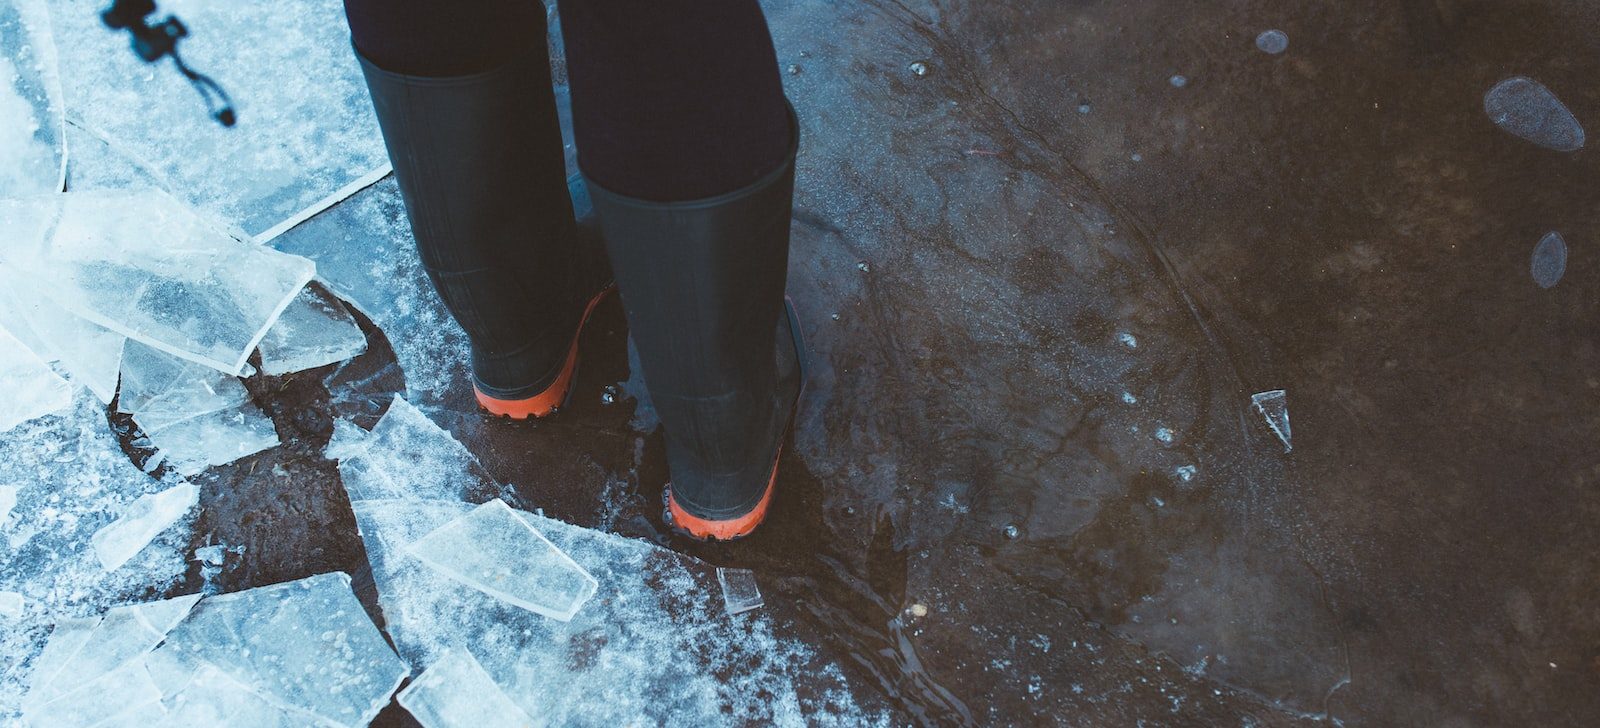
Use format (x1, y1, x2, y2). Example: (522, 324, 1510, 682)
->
(356, 44, 608, 409)
(585, 109, 802, 540)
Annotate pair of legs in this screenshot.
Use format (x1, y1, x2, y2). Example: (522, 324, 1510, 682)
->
(342, 0, 802, 540)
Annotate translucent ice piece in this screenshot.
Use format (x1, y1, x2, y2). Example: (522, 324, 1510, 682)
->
(27, 594, 201, 706)
(51, 0, 390, 238)
(0, 268, 125, 403)
(397, 647, 538, 728)
(0, 323, 72, 433)
(118, 340, 250, 431)
(1484, 77, 1586, 152)
(92, 482, 200, 571)
(0, 590, 21, 618)
(158, 572, 410, 727)
(0, 483, 16, 521)
(257, 284, 367, 375)
(142, 402, 279, 476)
(405, 499, 598, 622)
(1251, 390, 1293, 453)
(333, 396, 493, 503)
(717, 568, 764, 615)
(161, 665, 325, 728)
(1531, 231, 1567, 289)
(0, 0, 66, 197)
(24, 658, 161, 728)
(0, 190, 316, 375)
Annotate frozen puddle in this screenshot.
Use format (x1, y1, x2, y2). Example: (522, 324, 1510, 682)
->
(1484, 76, 1586, 152)
(336, 396, 878, 725)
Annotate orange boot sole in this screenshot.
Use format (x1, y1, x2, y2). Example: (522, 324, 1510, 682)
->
(474, 284, 616, 419)
(665, 447, 782, 542)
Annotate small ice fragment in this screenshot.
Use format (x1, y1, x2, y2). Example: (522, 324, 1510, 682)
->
(406, 499, 598, 621)
(857, 261, 871, 273)
(334, 396, 491, 502)
(1251, 389, 1293, 452)
(1154, 426, 1175, 444)
(1531, 231, 1567, 289)
(1003, 523, 1022, 540)
(1484, 77, 1585, 152)
(159, 572, 409, 727)
(1077, 102, 1092, 114)
(398, 647, 537, 728)
(909, 61, 929, 76)
(142, 402, 280, 476)
(1121, 392, 1138, 405)
(908, 603, 929, 618)
(601, 384, 618, 405)
(0, 483, 16, 521)
(1169, 74, 1188, 88)
(117, 341, 250, 431)
(193, 544, 226, 566)
(717, 567, 763, 615)
(1255, 29, 1289, 54)
(1175, 465, 1197, 482)
(0, 590, 22, 618)
(1118, 332, 1138, 349)
(256, 284, 368, 375)
(0, 323, 72, 433)
(91, 482, 199, 571)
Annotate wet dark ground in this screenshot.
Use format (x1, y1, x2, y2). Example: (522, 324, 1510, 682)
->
(123, 0, 1600, 724)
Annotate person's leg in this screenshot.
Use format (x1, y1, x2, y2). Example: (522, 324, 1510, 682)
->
(345, 0, 611, 417)
(558, 0, 801, 540)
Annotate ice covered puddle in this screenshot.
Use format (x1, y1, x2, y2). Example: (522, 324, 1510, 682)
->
(1484, 77, 1585, 152)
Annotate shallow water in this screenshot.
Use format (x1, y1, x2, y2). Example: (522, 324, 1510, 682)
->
(120, 0, 1600, 725)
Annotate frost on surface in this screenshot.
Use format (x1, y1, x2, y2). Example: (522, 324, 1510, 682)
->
(24, 594, 199, 711)
(90, 483, 199, 571)
(1251, 390, 1292, 453)
(717, 567, 764, 615)
(0, 0, 66, 197)
(1531, 231, 1567, 289)
(157, 572, 410, 728)
(49, 0, 389, 238)
(406, 499, 598, 622)
(257, 284, 367, 375)
(0, 190, 315, 375)
(0, 322, 72, 433)
(1484, 77, 1586, 152)
(397, 647, 538, 728)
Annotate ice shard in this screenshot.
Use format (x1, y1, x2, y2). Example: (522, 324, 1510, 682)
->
(0, 323, 72, 433)
(717, 567, 764, 615)
(118, 341, 250, 431)
(1251, 390, 1292, 453)
(0, 268, 125, 403)
(0, 190, 316, 375)
(1531, 231, 1567, 289)
(142, 402, 279, 476)
(405, 499, 598, 622)
(158, 572, 410, 727)
(50, 0, 390, 238)
(329, 396, 494, 503)
(257, 284, 367, 375)
(91, 482, 200, 571)
(1484, 77, 1586, 152)
(0, 0, 66, 197)
(160, 665, 324, 728)
(397, 647, 538, 728)
(25, 594, 200, 708)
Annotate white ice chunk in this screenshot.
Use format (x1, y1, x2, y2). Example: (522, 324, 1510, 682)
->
(1251, 389, 1292, 453)
(0, 190, 316, 375)
(0, 590, 21, 618)
(1531, 231, 1567, 289)
(143, 402, 279, 476)
(717, 568, 764, 615)
(1484, 76, 1586, 152)
(24, 658, 161, 728)
(0, 323, 72, 433)
(26, 594, 200, 707)
(0, 0, 66, 197)
(0, 483, 16, 521)
(405, 499, 598, 622)
(158, 572, 410, 727)
(257, 284, 367, 375)
(118, 340, 250, 431)
(51, 0, 390, 238)
(397, 647, 538, 728)
(333, 396, 490, 503)
(92, 482, 200, 571)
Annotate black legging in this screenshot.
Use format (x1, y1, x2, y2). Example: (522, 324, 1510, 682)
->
(342, 0, 791, 202)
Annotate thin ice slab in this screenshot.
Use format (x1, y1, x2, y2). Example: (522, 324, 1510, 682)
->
(257, 284, 367, 375)
(0, 0, 66, 197)
(328, 396, 494, 503)
(143, 402, 279, 476)
(158, 572, 409, 727)
(1251, 390, 1293, 453)
(1484, 76, 1586, 152)
(0, 190, 315, 375)
(0, 323, 72, 433)
(25, 594, 200, 708)
(397, 647, 537, 728)
(158, 665, 325, 727)
(717, 568, 764, 615)
(118, 340, 250, 431)
(0, 266, 125, 404)
(405, 499, 598, 622)
(91, 483, 199, 571)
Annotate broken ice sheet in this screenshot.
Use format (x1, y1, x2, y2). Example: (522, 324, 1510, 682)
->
(91, 482, 199, 571)
(143, 401, 279, 476)
(405, 499, 598, 622)
(397, 647, 537, 728)
(118, 340, 250, 431)
(0, 190, 315, 375)
(24, 594, 200, 708)
(1484, 76, 1586, 152)
(51, 0, 389, 238)
(718, 567, 764, 615)
(159, 664, 324, 728)
(158, 572, 409, 727)
(257, 283, 367, 375)
(330, 396, 494, 503)
(1251, 389, 1292, 452)
(24, 656, 161, 728)
(0, 322, 72, 433)
(0, 0, 66, 197)
(0, 271, 125, 403)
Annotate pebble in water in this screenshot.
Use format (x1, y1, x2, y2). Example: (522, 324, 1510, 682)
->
(909, 61, 929, 76)
(1531, 231, 1568, 289)
(1255, 29, 1289, 55)
(1484, 77, 1586, 152)
(1169, 74, 1188, 88)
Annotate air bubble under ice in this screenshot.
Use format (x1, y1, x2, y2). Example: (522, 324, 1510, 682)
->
(1484, 76, 1585, 152)
(1531, 231, 1567, 289)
